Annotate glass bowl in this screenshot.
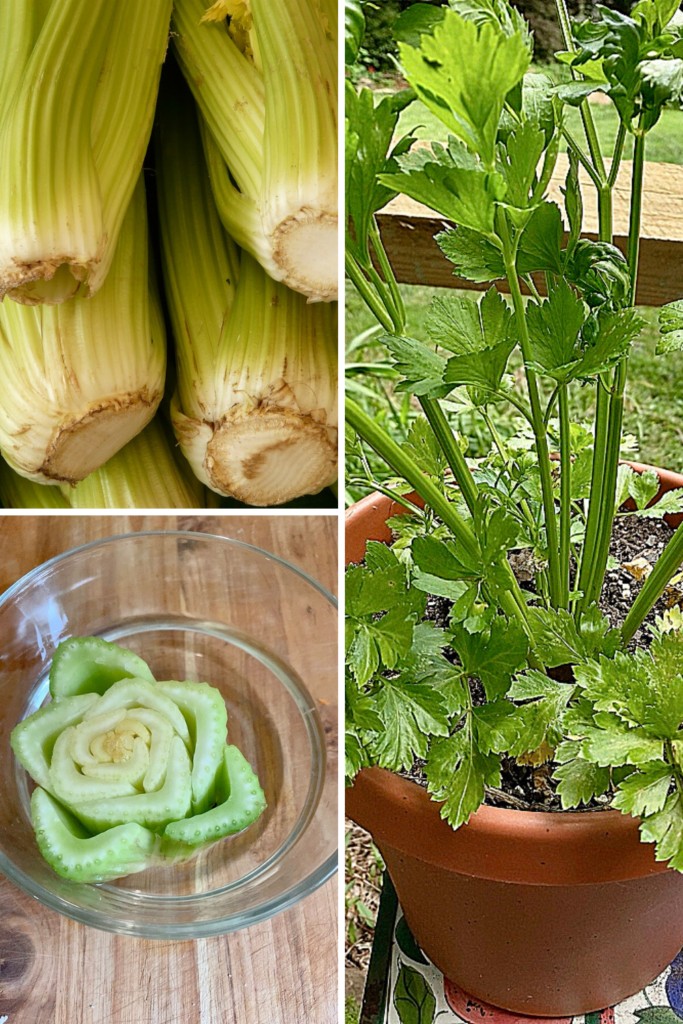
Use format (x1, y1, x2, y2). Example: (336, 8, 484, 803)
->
(0, 531, 337, 938)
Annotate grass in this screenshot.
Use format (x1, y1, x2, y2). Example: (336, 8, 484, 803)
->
(347, 285, 683, 478)
(345, 997, 360, 1024)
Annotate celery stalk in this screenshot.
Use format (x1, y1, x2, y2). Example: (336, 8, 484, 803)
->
(31, 787, 157, 884)
(162, 745, 266, 851)
(0, 0, 172, 304)
(172, 0, 337, 301)
(157, 681, 228, 813)
(0, 457, 69, 508)
(11, 694, 100, 793)
(63, 418, 207, 509)
(157, 76, 338, 505)
(0, 180, 166, 484)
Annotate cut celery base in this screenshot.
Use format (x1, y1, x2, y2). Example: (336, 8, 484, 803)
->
(71, 735, 192, 831)
(271, 211, 338, 303)
(5, 388, 160, 485)
(174, 403, 337, 505)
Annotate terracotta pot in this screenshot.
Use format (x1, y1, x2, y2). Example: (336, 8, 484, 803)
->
(345, 465, 683, 1016)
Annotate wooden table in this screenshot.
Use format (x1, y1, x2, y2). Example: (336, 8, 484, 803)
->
(0, 514, 338, 1024)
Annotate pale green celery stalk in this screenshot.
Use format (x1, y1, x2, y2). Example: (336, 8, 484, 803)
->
(0, 179, 166, 485)
(157, 74, 337, 506)
(172, 0, 337, 302)
(62, 418, 207, 510)
(0, 458, 69, 509)
(0, 1, 172, 305)
(86, 0, 174, 295)
(0, 1, 52, 109)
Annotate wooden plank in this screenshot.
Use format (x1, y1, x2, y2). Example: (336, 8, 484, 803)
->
(0, 515, 338, 1024)
(376, 155, 683, 306)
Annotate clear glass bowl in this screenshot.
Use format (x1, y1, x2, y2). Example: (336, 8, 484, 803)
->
(0, 531, 337, 938)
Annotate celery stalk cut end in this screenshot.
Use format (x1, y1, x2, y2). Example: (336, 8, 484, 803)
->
(175, 403, 337, 505)
(49, 636, 155, 700)
(27, 391, 160, 485)
(271, 211, 338, 303)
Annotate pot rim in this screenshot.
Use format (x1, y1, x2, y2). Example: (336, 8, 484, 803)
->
(345, 462, 683, 885)
(346, 765, 669, 884)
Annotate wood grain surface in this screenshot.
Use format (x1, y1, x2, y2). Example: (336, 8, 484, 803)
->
(377, 155, 683, 306)
(0, 514, 338, 1024)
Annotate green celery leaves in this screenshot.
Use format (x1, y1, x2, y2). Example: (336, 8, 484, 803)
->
(398, 8, 530, 166)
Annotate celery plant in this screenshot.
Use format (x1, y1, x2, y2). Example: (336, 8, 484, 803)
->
(345, 0, 683, 869)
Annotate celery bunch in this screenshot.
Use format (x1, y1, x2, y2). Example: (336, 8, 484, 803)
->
(0, 0, 338, 507)
(12, 637, 266, 883)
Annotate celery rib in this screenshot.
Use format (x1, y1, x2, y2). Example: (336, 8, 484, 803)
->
(162, 745, 266, 850)
(31, 788, 157, 884)
(157, 75, 338, 505)
(157, 680, 228, 814)
(172, 0, 337, 301)
(49, 636, 156, 700)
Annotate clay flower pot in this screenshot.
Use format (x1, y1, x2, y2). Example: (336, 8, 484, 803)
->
(345, 465, 683, 1016)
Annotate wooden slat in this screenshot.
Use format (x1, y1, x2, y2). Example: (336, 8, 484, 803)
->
(0, 515, 338, 1024)
(376, 155, 683, 306)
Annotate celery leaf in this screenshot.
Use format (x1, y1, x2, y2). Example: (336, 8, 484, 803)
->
(426, 729, 498, 828)
(612, 762, 673, 817)
(554, 758, 611, 808)
(658, 299, 683, 354)
(526, 280, 587, 382)
(398, 9, 530, 165)
(436, 227, 506, 283)
(381, 142, 505, 233)
(371, 679, 450, 771)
